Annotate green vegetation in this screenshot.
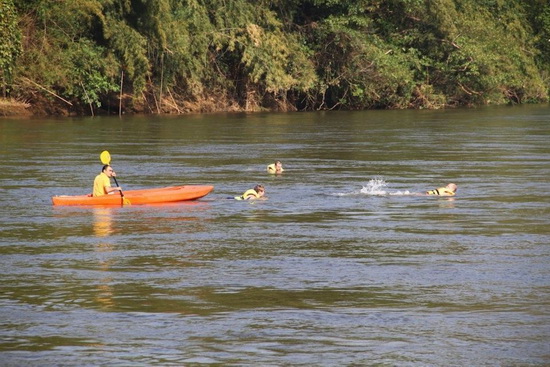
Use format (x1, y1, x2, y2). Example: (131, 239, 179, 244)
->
(0, 0, 21, 96)
(2, 0, 549, 115)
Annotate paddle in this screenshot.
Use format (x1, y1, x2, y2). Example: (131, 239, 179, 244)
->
(100, 150, 131, 205)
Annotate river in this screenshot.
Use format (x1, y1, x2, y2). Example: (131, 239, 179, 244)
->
(0, 104, 549, 366)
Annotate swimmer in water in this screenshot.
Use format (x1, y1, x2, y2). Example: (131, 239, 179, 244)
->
(234, 184, 266, 200)
(426, 183, 457, 196)
(267, 161, 283, 174)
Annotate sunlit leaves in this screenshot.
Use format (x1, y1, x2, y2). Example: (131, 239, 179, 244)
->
(64, 39, 119, 107)
(103, 17, 149, 94)
(7, 0, 550, 113)
(0, 0, 21, 91)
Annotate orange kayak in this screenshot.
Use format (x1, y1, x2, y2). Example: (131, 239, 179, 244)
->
(52, 185, 214, 206)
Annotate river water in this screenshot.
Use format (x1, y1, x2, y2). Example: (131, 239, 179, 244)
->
(0, 105, 549, 366)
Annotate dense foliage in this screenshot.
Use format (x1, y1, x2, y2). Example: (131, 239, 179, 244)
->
(2, 0, 549, 115)
(0, 0, 21, 95)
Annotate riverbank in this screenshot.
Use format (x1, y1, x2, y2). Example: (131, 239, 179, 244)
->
(0, 98, 31, 117)
(2, 95, 548, 118)
(0, 93, 269, 117)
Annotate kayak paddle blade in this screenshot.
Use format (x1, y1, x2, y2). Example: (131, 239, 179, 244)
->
(100, 150, 111, 165)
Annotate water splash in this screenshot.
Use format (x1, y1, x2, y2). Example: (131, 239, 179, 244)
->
(389, 190, 412, 196)
(332, 178, 413, 196)
(360, 178, 388, 195)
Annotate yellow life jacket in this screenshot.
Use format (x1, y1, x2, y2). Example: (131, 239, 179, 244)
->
(426, 187, 455, 196)
(267, 164, 283, 174)
(235, 189, 260, 200)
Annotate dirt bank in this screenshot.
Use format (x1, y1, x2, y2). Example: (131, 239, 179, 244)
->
(0, 98, 32, 117)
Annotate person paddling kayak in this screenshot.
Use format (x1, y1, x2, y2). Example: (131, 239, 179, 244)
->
(234, 184, 265, 200)
(93, 164, 123, 197)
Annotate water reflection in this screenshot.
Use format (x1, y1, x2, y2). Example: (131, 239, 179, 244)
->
(93, 207, 114, 238)
(435, 196, 456, 209)
(93, 207, 114, 309)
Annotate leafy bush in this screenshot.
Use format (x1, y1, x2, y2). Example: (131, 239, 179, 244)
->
(0, 0, 22, 95)
(6, 0, 550, 114)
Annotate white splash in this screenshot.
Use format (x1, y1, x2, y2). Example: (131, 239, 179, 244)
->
(332, 178, 414, 196)
(360, 178, 388, 195)
(389, 190, 412, 196)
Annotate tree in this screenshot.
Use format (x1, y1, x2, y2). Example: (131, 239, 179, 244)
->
(0, 0, 22, 96)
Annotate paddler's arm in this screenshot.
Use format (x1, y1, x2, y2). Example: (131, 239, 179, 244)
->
(106, 171, 122, 193)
